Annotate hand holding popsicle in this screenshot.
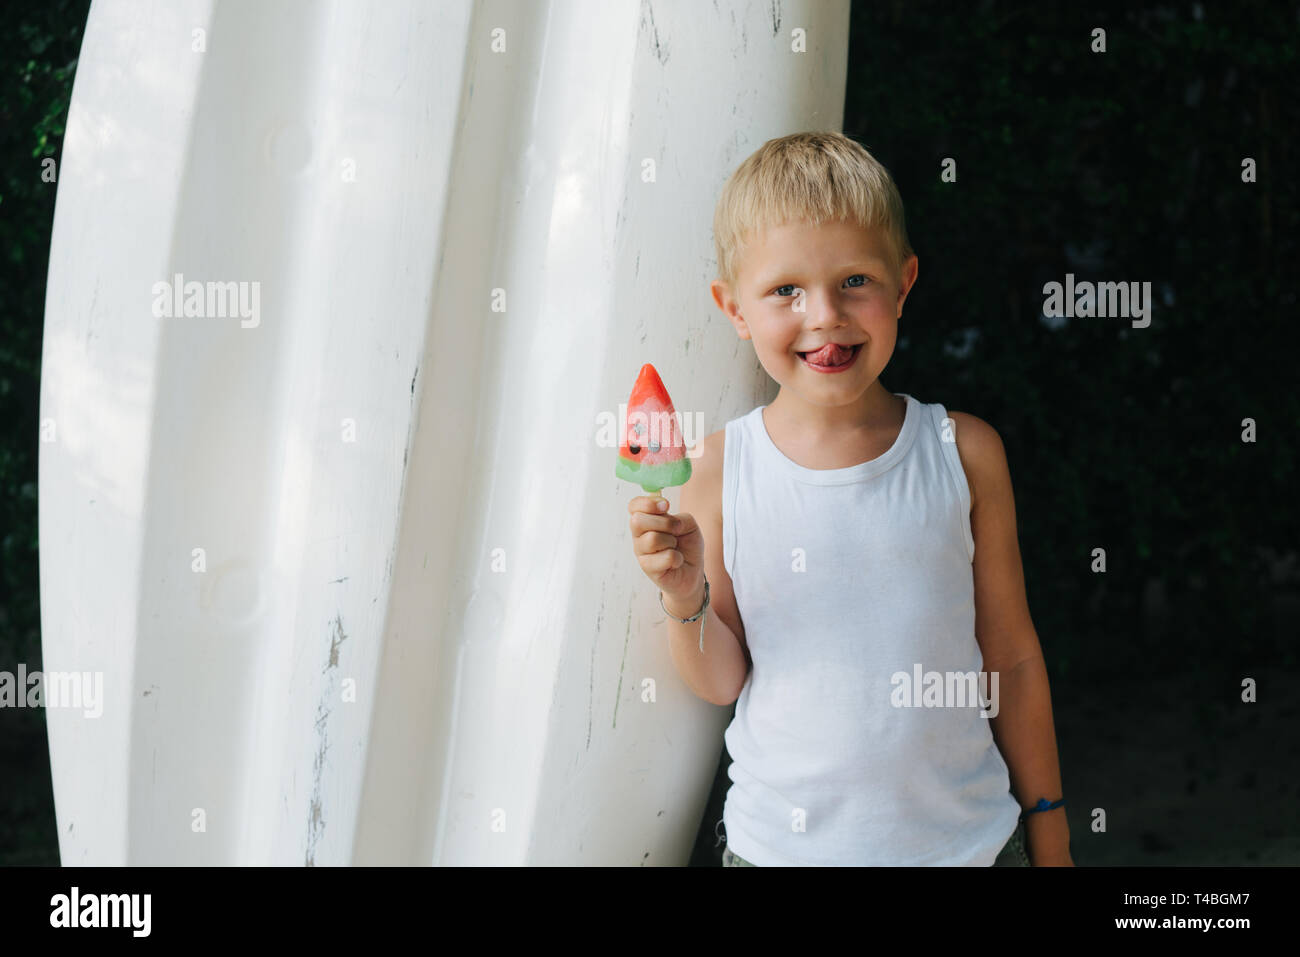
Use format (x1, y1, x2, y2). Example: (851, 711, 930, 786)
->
(618, 364, 707, 642)
(627, 493, 705, 611)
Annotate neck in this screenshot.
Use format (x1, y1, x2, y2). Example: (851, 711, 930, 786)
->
(766, 381, 902, 437)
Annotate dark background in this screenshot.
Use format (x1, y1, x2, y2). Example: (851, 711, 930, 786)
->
(3, 1, 1298, 865)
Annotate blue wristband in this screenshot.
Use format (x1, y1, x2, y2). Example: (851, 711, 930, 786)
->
(1019, 797, 1065, 821)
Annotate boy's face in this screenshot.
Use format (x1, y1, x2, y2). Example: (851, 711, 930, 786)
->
(711, 219, 918, 408)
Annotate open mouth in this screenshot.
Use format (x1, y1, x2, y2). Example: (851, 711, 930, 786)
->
(798, 342, 862, 371)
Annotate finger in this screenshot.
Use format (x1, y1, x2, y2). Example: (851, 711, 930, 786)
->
(628, 495, 671, 515)
(632, 530, 679, 556)
(640, 548, 682, 575)
(670, 512, 696, 532)
(629, 511, 675, 535)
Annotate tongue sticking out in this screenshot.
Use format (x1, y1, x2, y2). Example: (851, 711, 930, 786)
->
(804, 343, 853, 366)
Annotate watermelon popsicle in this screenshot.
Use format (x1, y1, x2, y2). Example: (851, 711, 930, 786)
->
(615, 363, 692, 497)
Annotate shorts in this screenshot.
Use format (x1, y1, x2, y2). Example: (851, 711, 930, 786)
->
(720, 818, 1030, 866)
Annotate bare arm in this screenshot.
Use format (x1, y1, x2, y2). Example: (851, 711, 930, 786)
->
(630, 428, 750, 706)
(661, 572, 748, 707)
(950, 411, 1073, 867)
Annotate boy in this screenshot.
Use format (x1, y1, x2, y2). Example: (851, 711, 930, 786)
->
(627, 131, 1072, 866)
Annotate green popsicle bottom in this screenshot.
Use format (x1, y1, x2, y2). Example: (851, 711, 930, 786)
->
(616, 454, 693, 493)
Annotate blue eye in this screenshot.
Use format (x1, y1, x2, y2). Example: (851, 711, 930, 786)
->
(773, 276, 868, 297)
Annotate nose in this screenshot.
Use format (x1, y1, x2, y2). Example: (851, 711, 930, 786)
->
(796, 285, 848, 330)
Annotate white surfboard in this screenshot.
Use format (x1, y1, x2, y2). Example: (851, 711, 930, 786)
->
(39, 0, 849, 864)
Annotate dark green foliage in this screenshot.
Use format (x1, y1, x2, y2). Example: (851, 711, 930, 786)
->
(0, 0, 91, 866)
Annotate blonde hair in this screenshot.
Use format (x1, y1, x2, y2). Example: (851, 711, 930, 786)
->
(712, 130, 914, 288)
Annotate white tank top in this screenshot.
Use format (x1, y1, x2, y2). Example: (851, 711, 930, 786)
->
(720, 393, 1022, 865)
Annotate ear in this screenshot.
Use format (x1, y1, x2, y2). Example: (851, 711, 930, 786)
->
(895, 255, 919, 316)
(711, 279, 751, 340)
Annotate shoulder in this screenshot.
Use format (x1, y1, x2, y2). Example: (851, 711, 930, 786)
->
(697, 425, 726, 465)
(679, 426, 724, 529)
(684, 407, 761, 511)
(943, 411, 1010, 509)
(685, 427, 726, 500)
(690, 407, 751, 487)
